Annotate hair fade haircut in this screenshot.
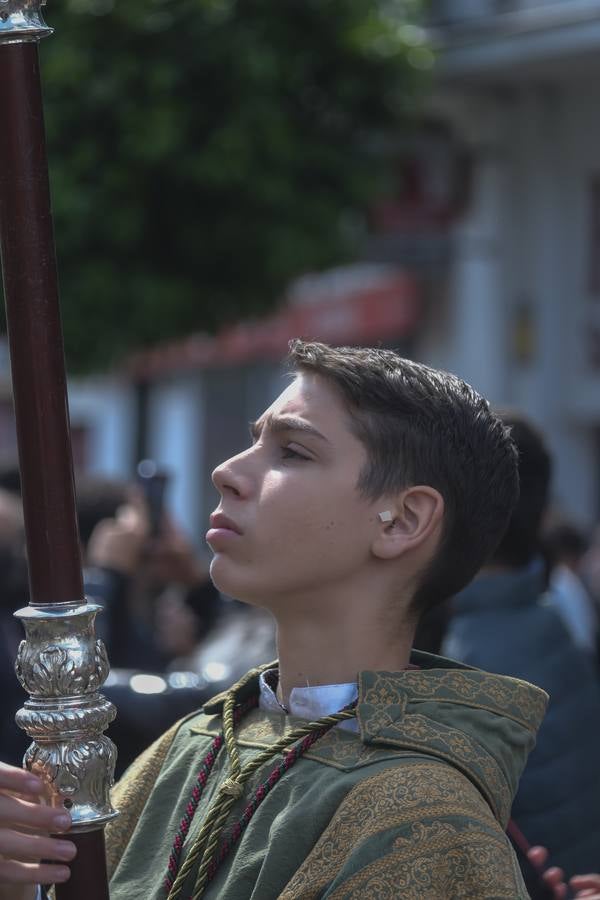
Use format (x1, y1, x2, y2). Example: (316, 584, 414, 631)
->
(287, 340, 519, 616)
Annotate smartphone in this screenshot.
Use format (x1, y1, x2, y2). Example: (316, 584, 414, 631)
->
(136, 460, 169, 537)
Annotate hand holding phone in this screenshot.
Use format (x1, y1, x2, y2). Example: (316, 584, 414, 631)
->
(136, 460, 169, 537)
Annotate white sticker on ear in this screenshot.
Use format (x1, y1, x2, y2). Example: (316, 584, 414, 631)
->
(378, 511, 393, 523)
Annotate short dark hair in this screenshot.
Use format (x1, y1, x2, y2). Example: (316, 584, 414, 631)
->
(287, 340, 519, 615)
(491, 413, 551, 568)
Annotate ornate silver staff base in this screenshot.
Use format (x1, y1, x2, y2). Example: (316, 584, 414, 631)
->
(14, 603, 118, 832)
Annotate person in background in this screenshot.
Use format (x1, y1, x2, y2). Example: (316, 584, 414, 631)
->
(154, 580, 220, 664)
(542, 521, 598, 659)
(78, 471, 222, 667)
(581, 524, 600, 616)
(87, 494, 228, 774)
(77, 476, 170, 671)
(75, 473, 131, 551)
(0, 468, 168, 672)
(156, 590, 276, 687)
(442, 413, 600, 884)
(569, 874, 600, 899)
(527, 846, 600, 900)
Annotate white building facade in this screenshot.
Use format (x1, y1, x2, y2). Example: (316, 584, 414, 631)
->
(423, 0, 600, 525)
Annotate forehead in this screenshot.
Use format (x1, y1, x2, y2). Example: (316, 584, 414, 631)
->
(265, 373, 343, 421)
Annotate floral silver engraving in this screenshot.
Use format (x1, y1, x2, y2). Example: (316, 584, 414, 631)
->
(14, 603, 118, 831)
(24, 736, 117, 821)
(16, 638, 109, 697)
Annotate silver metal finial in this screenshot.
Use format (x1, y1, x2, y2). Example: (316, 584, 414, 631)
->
(0, 0, 53, 44)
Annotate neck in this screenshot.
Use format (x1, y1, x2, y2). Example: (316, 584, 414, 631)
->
(273, 603, 415, 707)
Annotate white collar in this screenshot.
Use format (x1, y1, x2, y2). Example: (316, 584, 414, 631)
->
(258, 668, 358, 731)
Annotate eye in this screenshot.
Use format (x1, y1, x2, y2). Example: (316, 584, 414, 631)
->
(281, 445, 309, 461)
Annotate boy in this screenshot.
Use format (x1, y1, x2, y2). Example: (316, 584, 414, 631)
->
(1, 341, 546, 899)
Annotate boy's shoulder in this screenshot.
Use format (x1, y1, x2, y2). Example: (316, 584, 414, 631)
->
(278, 753, 528, 900)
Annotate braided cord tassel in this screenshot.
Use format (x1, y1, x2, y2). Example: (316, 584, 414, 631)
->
(221, 688, 243, 784)
(188, 706, 357, 900)
(163, 694, 258, 898)
(162, 733, 223, 894)
(200, 723, 338, 891)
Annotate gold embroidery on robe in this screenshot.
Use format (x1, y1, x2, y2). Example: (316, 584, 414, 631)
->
(279, 760, 527, 899)
(106, 718, 182, 877)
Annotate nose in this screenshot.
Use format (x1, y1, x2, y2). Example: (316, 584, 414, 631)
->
(212, 451, 253, 499)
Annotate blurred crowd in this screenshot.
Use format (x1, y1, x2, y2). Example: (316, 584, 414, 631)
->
(2, 413, 600, 893)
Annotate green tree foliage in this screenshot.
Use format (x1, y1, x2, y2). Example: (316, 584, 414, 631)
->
(32, 0, 429, 370)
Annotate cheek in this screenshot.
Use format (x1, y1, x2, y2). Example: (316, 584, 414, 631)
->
(254, 474, 317, 533)
(259, 475, 368, 551)
(269, 512, 367, 571)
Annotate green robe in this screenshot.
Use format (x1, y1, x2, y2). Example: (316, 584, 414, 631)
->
(106, 652, 547, 899)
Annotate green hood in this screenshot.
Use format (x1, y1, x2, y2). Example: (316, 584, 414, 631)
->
(357, 651, 548, 826)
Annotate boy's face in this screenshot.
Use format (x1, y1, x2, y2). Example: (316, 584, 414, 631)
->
(207, 372, 382, 610)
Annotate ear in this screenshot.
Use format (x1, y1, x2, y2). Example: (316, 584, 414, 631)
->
(372, 486, 444, 561)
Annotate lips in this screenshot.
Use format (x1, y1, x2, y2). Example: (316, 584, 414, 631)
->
(209, 512, 242, 535)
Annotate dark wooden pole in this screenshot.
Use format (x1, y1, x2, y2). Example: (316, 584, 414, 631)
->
(0, 38, 110, 900)
(0, 42, 83, 607)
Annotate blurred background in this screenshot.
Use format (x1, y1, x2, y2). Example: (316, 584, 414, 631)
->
(0, 0, 596, 535)
(3, 2, 600, 880)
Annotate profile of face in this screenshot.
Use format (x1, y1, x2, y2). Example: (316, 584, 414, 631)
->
(207, 373, 385, 612)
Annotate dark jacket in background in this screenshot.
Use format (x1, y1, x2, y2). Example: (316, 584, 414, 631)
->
(442, 566, 600, 877)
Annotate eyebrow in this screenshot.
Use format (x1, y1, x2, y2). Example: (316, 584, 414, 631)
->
(249, 414, 330, 444)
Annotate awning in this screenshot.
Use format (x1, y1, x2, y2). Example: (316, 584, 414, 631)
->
(129, 264, 421, 379)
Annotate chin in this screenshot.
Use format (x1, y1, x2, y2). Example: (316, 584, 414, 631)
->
(209, 556, 306, 611)
(209, 556, 258, 606)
